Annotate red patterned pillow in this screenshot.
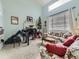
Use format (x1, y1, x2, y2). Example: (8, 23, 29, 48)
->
(63, 35, 78, 47)
(55, 43, 67, 57)
(45, 43, 67, 57)
(45, 44, 55, 53)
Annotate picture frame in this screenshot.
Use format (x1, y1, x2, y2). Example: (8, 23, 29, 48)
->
(11, 16, 19, 25)
(27, 16, 33, 22)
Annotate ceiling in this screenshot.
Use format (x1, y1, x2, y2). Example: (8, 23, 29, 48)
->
(33, 0, 57, 6)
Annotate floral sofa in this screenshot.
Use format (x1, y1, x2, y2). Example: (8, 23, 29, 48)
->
(40, 35, 79, 59)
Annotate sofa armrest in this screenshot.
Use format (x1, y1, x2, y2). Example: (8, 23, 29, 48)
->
(45, 36, 64, 43)
(69, 48, 79, 53)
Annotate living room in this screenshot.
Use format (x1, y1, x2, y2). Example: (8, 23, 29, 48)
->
(0, 0, 79, 59)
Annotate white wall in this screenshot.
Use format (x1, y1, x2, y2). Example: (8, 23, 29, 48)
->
(0, 0, 3, 27)
(42, 0, 79, 16)
(0, 0, 4, 49)
(42, 0, 79, 33)
(1, 0, 42, 40)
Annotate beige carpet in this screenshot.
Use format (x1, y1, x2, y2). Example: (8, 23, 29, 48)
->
(0, 39, 42, 59)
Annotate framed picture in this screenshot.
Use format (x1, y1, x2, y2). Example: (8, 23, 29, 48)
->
(11, 16, 19, 25)
(27, 16, 33, 22)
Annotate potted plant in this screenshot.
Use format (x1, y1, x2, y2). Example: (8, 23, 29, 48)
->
(37, 17, 42, 31)
(36, 17, 42, 38)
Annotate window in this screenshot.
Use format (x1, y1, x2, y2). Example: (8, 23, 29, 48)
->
(48, 10, 72, 32)
(48, 0, 71, 12)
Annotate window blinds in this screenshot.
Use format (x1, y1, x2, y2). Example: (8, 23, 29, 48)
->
(48, 10, 72, 33)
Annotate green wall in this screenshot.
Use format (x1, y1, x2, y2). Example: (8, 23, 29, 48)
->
(1, 0, 42, 40)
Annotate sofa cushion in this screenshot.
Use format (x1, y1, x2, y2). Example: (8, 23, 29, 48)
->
(45, 43, 67, 57)
(63, 35, 78, 47)
(45, 44, 56, 53)
(55, 43, 67, 57)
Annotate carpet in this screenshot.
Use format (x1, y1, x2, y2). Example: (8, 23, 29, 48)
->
(0, 39, 42, 59)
